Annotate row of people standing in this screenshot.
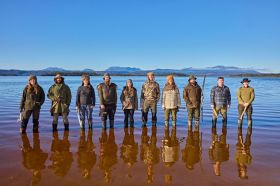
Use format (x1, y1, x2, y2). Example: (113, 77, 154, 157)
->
(19, 72, 255, 133)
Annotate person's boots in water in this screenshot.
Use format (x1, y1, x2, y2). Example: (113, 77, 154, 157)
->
(110, 120, 114, 128)
(88, 119, 93, 129)
(194, 120, 199, 131)
(238, 119, 242, 128)
(222, 118, 227, 128)
(80, 120, 85, 130)
(20, 119, 28, 134)
(102, 120, 107, 130)
(52, 123, 58, 132)
(212, 118, 217, 128)
(188, 120, 192, 130)
(152, 113, 157, 126)
(64, 123, 69, 131)
(124, 119, 129, 128)
(172, 120, 176, 127)
(164, 120, 169, 127)
(248, 120, 252, 128)
(142, 111, 148, 127)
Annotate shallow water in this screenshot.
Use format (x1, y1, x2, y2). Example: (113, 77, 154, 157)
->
(0, 76, 279, 186)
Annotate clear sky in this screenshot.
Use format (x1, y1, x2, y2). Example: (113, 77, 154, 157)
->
(0, 0, 279, 72)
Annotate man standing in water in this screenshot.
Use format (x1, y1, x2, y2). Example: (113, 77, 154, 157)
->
(97, 73, 117, 129)
(141, 72, 160, 126)
(210, 77, 231, 128)
(20, 75, 45, 133)
(237, 78, 255, 128)
(48, 74, 72, 131)
(183, 75, 202, 129)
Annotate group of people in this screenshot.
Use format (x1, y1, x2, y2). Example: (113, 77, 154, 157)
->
(19, 72, 255, 133)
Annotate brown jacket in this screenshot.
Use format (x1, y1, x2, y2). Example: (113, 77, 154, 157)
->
(183, 83, 202, 108)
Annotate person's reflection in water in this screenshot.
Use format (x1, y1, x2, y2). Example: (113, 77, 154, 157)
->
(77, 129, 96, 179)
(98, 128, 118, 183)
(48, 131, 73, 177)
(20, 133, 48, 185)
(235, 127, 253, 180)
(161, 126, 179, 184)
(140, 125, 160, 184)
(120, 126, 138, 173)
(208, 126, 229, 176)
(182, 125, 202, 171)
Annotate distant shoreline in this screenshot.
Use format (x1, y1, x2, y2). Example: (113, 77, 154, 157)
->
(0, 73, 279, 77)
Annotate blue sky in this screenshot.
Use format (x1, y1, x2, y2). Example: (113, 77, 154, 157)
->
(0, 0, 279, 72)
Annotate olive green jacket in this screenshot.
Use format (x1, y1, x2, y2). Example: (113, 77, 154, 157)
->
(48, 83, 72, 114)
(237, 86, 255, 105)
(20, 85, 45, 111)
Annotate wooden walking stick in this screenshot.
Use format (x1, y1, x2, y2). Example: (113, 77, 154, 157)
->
(213, 108, 218, 118)
(240, 106, 248, 120)
(200, 75, 206, 123)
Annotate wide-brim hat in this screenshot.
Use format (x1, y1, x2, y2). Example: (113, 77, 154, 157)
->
(241, 78, 251, 83)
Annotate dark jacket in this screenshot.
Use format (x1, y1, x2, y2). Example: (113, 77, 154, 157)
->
(97, 82, 117, 105)
(76, 85, 96, 107)
(20, 84, 45, 111)
(183, 83, 202, 108)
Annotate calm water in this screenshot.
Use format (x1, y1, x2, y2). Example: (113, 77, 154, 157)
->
(0, 76, 279, 186)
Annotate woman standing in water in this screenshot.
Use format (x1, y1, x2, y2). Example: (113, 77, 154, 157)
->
(120, 79, 138, 128)
(76, 74, 96, 129)
(161, 75, 181, 127)
(20, 75, 45, 133)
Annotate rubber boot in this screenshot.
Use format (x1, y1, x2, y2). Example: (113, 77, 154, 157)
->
(64, 123, 69, 131)
(194, 120, 199, 131)
(248, 120, 252, 128)
(188, 120, 192, 130)
(88, 119, 93, 129)
(80, 120, 85, 130)
(130, 120, 134, 128)
(33, 119, 39, 133)
(238, 119, 242, 128)
(109, 120, 114, 128)
(172, 120, 176, 127)
(21, 119, 28, 134)
(152, 112, 157, 125)
(20, 127, 26, 134)
(52, 123, 58, 132)
(124, 120, 129, 128)
(164, 120, 169, 127)
(102, 121, 107, 129)
(222, 118, 227, 128)
(142, 111, 148, 122)
(212, 118, 217, 128)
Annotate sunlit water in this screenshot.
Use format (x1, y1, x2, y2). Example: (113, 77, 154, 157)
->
(0, 76, 279, 185)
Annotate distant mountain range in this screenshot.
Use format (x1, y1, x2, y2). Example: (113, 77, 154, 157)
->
(0, 66, 278, 76)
